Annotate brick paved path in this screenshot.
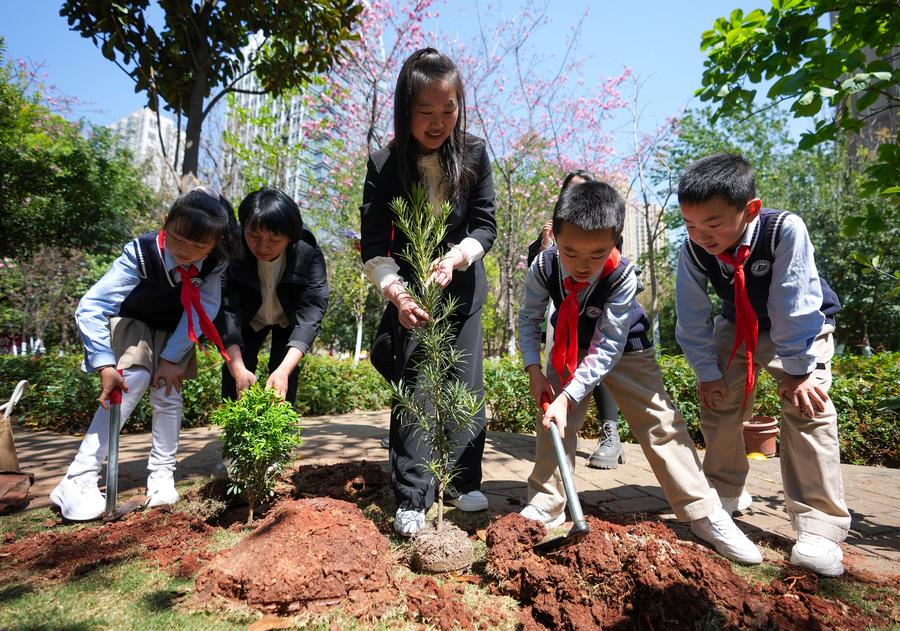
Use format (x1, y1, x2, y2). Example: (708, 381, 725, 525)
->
(9, 410, 899, 576)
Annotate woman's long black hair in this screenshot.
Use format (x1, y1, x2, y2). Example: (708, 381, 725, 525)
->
(392, 47, 473, 201)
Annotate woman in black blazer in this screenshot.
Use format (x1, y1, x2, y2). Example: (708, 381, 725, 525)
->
(360, 48, 497, 537)
(217, 187, 329, 403)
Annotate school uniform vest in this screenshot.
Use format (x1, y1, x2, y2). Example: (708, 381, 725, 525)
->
(119, 232, 222, 332)
(535, 247, 652, 352)
(683, 208, 840, 332)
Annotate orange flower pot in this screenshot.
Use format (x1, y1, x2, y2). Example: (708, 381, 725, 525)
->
(743, 415, 778, 458)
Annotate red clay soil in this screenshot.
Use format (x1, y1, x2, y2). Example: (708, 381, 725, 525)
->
(194, 497, 396, 615)
(403, 574, 513, 631)
(0, 508, 212, 583)
(486, 513, 888, 631)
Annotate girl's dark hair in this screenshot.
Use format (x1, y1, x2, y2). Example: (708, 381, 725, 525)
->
(238, 187, 304, 241)
(393, 47, 473, 200)
(164, 188, 242, 261)
(560, 169, 596, 191)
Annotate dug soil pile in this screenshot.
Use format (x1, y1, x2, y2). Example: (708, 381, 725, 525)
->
(0, 508, 212, 582)
(194, 497, 395, 615)
(486, 513, 886, 630)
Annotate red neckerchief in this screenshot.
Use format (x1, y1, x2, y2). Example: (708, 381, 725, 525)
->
(158, 230, 230, 361)
(551, 248, 621, 387)
(717, 244, 756, 407)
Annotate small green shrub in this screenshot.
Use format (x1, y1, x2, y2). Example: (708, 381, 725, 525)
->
(211, 383, 303, 523)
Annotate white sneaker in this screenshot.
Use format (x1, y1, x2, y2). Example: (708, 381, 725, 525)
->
(393, 508, 425, 537)
(520, 503, 565, 527)
(691, 507, 763, 564)
(447, 490, 489, 512)
(790, 532, 844, 577)
(49, 475, 105, 521)
(146, 470, 179, 507)
(720, 490, 753, 514)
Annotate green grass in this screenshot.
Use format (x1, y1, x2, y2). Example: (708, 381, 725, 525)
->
(729, 561, 782, 585)
(0, 558, 255, 631)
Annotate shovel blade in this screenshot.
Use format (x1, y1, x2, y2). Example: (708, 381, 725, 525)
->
(102, 497, 145, 522)
(533, 521, 590, 554)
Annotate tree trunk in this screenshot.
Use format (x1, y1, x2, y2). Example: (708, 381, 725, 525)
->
(437, 481, 444, 530)
(647, 229, 660, 348)
(181, 72, 206, 187)
(353, 315, 363, 365)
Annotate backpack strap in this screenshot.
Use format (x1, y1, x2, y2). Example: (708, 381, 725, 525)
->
(684, 238, 708, 273)
(763, 210, 791, 260)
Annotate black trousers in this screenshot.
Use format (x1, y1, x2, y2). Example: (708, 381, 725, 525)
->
(376, 303, 486, 510)
(221, 324, 300, 404)
(592, 381, 618, 422)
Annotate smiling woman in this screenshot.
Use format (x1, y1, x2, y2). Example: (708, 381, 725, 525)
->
(215, 187, 329, 404)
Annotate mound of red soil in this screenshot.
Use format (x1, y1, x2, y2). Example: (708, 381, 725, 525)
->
(0, 508, 212, 583)
(194, 497, 395, 615)
(486, 514, 884, 630)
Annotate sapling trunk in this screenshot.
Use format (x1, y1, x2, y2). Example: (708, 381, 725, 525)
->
(389, 184, 483, 530)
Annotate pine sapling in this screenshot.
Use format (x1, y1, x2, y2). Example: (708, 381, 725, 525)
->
(211, 384, 303, 523)
(390, 183, 483, 530)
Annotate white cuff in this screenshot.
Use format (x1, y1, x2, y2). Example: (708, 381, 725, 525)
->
(362, 256, 404, 296)
(453, 237, 485, 270)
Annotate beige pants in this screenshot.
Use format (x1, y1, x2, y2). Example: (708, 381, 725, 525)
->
(527, 348, 720, 522)
(701, 317, 850, 542)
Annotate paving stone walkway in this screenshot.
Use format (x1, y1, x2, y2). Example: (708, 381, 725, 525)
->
(8, 409, 899, 577)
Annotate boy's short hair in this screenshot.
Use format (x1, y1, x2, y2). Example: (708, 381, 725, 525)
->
(552, 180, 625, 238)
(677, 153, 756, 208)
(238, 187, 304, 241)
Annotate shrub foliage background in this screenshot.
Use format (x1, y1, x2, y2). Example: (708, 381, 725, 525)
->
(0, 351, 391, 433)
(485, 353, 898, 468)
(1, 351, 895, 467)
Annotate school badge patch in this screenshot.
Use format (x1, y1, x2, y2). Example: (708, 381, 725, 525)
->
(586, 306, 603, 318)
(191, 277, 203, 287)
(750, 260, 771, 277)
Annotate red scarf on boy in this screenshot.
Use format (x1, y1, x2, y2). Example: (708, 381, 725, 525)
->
(158, 230, 230, 361)
(551, 248, 621, 387)
(717, 244, 756, 407)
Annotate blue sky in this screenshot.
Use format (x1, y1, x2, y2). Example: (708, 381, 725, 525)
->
(1, 0, 772, 152)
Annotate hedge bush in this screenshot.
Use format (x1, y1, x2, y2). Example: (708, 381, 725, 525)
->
(3, 351, 896, 467)
(0, 351, 390, 434)
(486, 353, 899, 468)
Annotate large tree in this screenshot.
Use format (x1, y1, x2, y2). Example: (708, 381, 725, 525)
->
(60, 0, 362, 189)
(0, 39, 155, 257)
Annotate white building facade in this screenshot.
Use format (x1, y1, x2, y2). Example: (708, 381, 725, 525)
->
(107, 108, 184, 196)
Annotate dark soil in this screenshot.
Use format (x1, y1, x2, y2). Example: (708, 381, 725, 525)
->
(486, 513, 889, 630)
(194, 497, 395, 615)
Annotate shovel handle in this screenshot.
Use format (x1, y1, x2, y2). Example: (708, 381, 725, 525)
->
(539, 392, 587, 531)
(105, 371, 123, 516)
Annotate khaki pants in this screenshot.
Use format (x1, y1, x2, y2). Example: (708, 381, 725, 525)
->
(701, 317, 850, 542)
(527, 348, 720, 522)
